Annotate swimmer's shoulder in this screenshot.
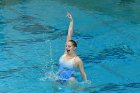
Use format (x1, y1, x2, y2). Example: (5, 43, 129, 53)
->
(74, 56, 83, 64)
(75, 56, 80, 61)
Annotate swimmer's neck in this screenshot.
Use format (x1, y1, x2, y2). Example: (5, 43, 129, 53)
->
(66, 53, 76, 57)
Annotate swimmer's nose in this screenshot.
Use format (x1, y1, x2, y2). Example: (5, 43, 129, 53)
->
(66, 46, 69, 50)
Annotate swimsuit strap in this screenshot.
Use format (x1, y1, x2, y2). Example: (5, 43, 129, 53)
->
(73, 56, 77, 60)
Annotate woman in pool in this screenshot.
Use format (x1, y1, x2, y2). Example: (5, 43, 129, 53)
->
(57, 12, 87, 82)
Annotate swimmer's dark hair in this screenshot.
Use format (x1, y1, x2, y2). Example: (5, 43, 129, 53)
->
(68, 40, 77, 47)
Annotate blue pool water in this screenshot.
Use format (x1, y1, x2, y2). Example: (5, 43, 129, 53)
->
(0, 0, 140, 93)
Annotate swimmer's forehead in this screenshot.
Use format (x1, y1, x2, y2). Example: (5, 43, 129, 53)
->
(66, 42, 73, 46)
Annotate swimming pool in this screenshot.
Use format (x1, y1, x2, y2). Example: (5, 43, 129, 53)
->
(0, 0, 140, 93)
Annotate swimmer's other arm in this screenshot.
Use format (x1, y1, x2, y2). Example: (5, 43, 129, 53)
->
(78, 59, 87, 81)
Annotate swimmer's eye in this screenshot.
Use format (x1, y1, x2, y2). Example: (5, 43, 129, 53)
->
(66, 45, 71, 48)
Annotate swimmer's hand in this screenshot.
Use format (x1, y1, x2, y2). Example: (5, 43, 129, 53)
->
(83, 80, 91, 84)
(66, 12, 73, 21)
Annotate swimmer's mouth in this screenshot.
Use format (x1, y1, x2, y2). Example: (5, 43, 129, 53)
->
(67, 50, 70, 52)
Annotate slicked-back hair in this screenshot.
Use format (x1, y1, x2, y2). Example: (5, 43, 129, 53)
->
(68, 40, 77, 47)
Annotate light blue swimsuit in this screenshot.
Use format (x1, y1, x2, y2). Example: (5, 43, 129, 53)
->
(58, 54, 75, 80)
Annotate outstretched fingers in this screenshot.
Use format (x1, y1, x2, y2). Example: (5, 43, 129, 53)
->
(66, 12, 73, 21)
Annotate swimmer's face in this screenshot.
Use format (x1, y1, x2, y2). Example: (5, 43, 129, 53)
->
(66, 41, 76, 54)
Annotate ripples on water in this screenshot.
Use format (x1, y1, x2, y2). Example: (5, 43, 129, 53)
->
(59, 0, 140, 24)
(81, 44, 134, 64)
(95, 45, 134, 60)
(13, 15, 58, 34)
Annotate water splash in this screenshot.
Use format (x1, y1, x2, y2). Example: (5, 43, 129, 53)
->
(39, 71, 59, 81)
(48, 40, 54, 72)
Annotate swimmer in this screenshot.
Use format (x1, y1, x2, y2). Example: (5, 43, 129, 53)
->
(57, 12, 87, 83)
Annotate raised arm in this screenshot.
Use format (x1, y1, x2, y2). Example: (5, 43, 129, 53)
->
(66, 12, 73, 42)
(64, 12, 74, 54)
